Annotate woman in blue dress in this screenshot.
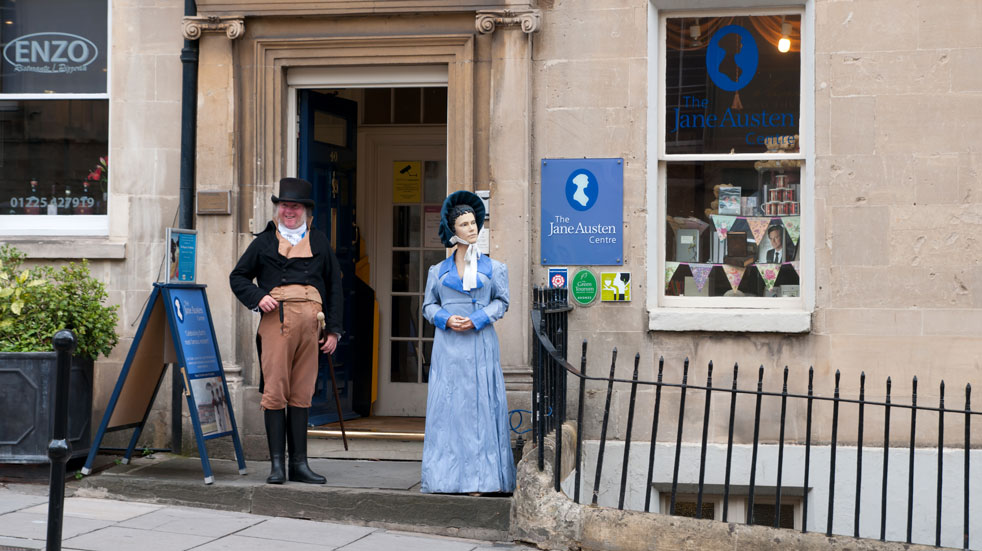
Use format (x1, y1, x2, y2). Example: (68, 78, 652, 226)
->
(420, 190, 516, 494)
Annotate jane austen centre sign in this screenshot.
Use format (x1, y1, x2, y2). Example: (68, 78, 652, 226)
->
(541, 158, 623, 266)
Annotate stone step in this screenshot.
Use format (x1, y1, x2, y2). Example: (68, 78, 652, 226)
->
(74, 454, 511, 541)
(307, 433, 424, 460)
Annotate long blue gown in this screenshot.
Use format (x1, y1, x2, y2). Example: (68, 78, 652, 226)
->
(420, 252, 516, 493)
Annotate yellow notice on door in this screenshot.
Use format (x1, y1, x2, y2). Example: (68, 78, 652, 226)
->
(393, 161, 422, 203)
(600, 272, 631, 302)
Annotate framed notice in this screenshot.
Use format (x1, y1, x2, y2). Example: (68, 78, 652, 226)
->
(166, 228, 197, 283)
(393, 161, 422, 203)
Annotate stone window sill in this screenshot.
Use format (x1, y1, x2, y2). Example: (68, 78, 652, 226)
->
(648, 308, 811, 333)
(6, 238, 126, 260)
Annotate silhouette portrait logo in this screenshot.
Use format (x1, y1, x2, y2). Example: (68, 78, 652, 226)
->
(174, 298, 185, 323)
(564, 169, 599, 211)
(706, 25, 758, 92)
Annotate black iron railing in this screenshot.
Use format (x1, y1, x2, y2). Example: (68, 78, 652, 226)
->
(530, 289, 981, 550)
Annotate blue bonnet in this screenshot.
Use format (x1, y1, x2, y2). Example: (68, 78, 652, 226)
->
(438, 190, 486, 247)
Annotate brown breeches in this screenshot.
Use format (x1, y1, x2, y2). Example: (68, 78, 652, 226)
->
(257, 301, 321, 410)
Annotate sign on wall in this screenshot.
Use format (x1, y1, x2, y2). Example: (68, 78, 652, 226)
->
(570, 269, 598, 306)
(601, 272, 631, 302)
(0, 0, 108, 94)
(541, 158, 623, 266)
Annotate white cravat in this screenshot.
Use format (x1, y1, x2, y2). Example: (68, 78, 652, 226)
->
(278, 221, 307, 246)
(450, 236, 481, 291)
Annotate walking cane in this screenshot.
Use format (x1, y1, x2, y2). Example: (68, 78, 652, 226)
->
(317, 313, 349, 450)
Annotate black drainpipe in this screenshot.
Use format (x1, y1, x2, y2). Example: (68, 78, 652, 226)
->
(174, 0, 199, 453)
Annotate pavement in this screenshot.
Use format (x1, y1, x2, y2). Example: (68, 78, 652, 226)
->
(0, 454, 534, 551)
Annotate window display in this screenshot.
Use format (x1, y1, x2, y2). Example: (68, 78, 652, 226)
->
(0, 100, 108, 216)
(665, 162, 800, 298)
(662, 13, 803, 301)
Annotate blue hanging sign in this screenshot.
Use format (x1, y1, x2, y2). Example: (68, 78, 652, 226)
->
(541, 158, 623, 266)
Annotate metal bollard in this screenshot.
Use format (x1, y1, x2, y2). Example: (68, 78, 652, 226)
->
(47, 330, 76, 551)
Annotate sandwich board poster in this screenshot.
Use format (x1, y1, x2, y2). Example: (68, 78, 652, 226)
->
(82, 283, 246, 484)
(166, 228, 197, 283)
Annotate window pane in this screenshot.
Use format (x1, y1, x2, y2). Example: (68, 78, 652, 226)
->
(0, 99, 108, 215)
(751, 503, 794, 529)
(391, 251, 420, 293)
(313, 110, 346, 147)
(421, 340, 433, 383)
(363, 88, 391, 124)
(392, 205, 420, 246)
(665, 161, 800, 298)
(423, 160, 446, 203)
(393, 88, 421, 124)
(390, 296, 420, 338)
(422, 87, 447, 124)
(390, 340, 419, 383)
(671, 501, 715, 520)
(0, 0, 108, 94)
(665, 15, 800, 154)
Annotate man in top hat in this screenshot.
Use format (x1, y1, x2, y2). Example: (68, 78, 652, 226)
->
(229, 177, 343, 485)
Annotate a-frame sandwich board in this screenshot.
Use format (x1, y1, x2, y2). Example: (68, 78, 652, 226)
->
(81, 283, 246, 484)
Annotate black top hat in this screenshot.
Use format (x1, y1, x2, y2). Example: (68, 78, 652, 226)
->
(439, 190, 486, 247)
(271, 177, 315, 208)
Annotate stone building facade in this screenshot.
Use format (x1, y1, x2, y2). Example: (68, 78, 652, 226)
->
(4, 0, 980, 495)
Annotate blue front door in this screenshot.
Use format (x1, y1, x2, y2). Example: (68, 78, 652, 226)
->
(298, 90, 359, 426)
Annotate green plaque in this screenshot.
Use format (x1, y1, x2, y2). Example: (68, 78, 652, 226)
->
(570, 269, 598, 306)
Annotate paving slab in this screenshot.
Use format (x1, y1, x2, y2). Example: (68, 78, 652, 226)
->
(190, 534, 331, 551)
(115, 506, 265, 537)
(336, 531, 481, 551)
(0, 493, 46, 515)
(235, 516, 375, 547)
(0, 511, 112, 540)
(21, 496, 161, 522)
(61, 526, 213, 551)
(0, 534, 44, 550)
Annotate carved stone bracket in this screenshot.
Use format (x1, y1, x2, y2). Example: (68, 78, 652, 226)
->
(182, 15, 245, 40)
(475, 9, 541, 34)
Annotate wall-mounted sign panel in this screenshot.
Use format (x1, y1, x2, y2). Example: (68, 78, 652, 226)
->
(541, 158, 623, 266)
(0, 0, 108, 94)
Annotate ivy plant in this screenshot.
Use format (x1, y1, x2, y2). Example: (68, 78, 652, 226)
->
(0, 244, 119, 360)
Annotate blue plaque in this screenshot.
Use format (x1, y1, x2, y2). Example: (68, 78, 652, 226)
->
(541, 158, 623, 265)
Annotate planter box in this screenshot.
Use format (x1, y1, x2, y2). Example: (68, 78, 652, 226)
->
(0, 352, 93, 464)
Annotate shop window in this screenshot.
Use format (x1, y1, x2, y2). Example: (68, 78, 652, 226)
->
(361, 87, 447, 126)
(0, 0, 109, 235)
(650, 9, 810, 330)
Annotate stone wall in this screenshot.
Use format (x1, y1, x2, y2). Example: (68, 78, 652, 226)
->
(511, 429, 950, 551)
(530, 0, 982, 444)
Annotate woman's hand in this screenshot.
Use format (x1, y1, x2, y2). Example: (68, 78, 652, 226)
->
(258, 295, 278, 313)
(447, 315, 474, 332)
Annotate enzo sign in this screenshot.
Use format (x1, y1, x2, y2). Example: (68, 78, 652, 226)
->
(3, 32, 99, 74)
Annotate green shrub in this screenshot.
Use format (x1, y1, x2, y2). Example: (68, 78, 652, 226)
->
(0, 244, 119, 360)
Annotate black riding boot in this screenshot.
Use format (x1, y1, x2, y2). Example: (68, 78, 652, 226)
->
(286, 406, 326, 484)
(264, 409, 287, 484)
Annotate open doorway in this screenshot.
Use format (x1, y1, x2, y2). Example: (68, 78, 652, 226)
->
(290, 79, 448, 427)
